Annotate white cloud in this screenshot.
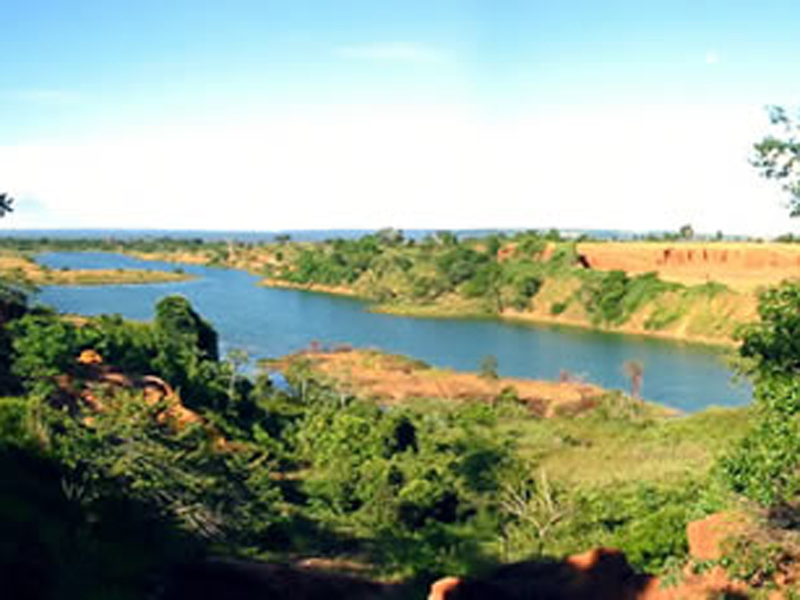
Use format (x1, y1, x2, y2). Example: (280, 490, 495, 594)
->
(0, 104, 791, 236)
(705, 50, 719, 65)
(335, 42, 447, 63)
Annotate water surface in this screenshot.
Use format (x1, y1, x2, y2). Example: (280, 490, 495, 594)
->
(36, 252, 751, 412)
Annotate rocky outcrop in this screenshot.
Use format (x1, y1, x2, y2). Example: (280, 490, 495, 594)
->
(428, 548, 652, 600)
(427, 513, 762, 599)
(58, 350, 207, 432)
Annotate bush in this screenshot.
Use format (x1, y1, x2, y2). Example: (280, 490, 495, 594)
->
(580, 271, 674, 326)
(0, 397, 29, 448)
(721, 282, 800, 507)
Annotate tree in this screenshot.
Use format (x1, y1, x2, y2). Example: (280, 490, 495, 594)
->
(500, 468, 572, 558)
(480, 355, 499, 380)
(225, 347, 250, 401)
(375, 227, 404, 246)
(721, 282, 800, 506)
(752, 106, 800, 217)
(152, 296, 225, 410)
(154, 295, 218, 362)
(0, 193, 13, 217)
(678, 224, 694, 240)
(623, 360, 644, 400)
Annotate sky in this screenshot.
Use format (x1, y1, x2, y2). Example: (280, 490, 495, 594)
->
(1, 0, 800, 234)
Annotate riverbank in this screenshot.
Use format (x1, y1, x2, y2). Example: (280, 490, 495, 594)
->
(108, 237, 771, 347)
(0, 251, 194, 286)
(267, 347, 677, 419)
(370, 299, 742, 348)
(259, 277, 359, 297)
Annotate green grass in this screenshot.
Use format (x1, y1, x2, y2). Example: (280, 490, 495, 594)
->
(386, 395, 751, 490)
(501, 406, 751, 488)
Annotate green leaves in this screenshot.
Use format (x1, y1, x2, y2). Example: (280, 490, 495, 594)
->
(722, 280, 800, 507)
(739, 281, 800, 379)
(752, 105, 800, 216)
(10, 312, 80, 389)
(0, 192, 13, 217)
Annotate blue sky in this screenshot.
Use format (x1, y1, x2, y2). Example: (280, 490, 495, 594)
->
(2, 1, 800, 232)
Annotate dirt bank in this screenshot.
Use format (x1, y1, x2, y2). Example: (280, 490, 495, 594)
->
(577, 242, 800, 292)
(269, 348, 659, 418)
(260, 278, 360, 297)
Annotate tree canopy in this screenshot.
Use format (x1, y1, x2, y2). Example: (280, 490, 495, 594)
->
(752, 106, 800, 217)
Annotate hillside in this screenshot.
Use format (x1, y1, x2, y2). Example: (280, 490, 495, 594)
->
(576, 241, 800, 292)
(202, 233, 780, 345)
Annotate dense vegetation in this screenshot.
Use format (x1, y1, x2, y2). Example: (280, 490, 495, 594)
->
(0, 277, 762, 597)
(242, 229, 747, 342)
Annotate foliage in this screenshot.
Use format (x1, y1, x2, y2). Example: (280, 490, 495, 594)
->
(678, 224, 694, 239)
(580, 271, 677, 326)
(11, 310, 81, 392)
(294, 391, 514, 575)
(515, 232, 548, 258)
(0, 267, 759, 590)
(154, 295, 218, 362)
(285, 236, 382, 286)
(151, 296, 227, 411)
(580, 271, 630, 324)
(720, 535, 790, 588)
(436, 245, 489, 289)
(479, 355, 499, 380)
(499, 468, 573, 558)
(720, 376, 800, 505)
(751, 106, 800, 216)
(0, 192, 13, 217)
(550, 301, 568, 315)
(738, 281, 800, 378)
(0, 443, 200, 600)
(549, 483, 701, 574)
(721, 281, 800, 506)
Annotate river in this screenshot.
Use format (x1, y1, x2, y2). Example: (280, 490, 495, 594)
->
(35, 252, 750, 412)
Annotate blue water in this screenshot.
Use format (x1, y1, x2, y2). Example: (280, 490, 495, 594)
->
(35, 252, 751, 412)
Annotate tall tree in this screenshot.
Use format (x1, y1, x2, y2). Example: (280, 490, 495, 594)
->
(752, 106, 800, 217)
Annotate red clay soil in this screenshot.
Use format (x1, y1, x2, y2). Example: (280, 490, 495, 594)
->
(273, 349, 609, 417)
(577, 242, 800, 291)
(59, 350, 209, 432)
(429, 548, 653, 600)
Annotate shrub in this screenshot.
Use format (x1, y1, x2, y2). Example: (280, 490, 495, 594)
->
(721, 282, 800, 507)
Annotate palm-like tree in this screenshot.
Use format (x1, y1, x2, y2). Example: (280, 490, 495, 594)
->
(0, 193, 13, 217)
